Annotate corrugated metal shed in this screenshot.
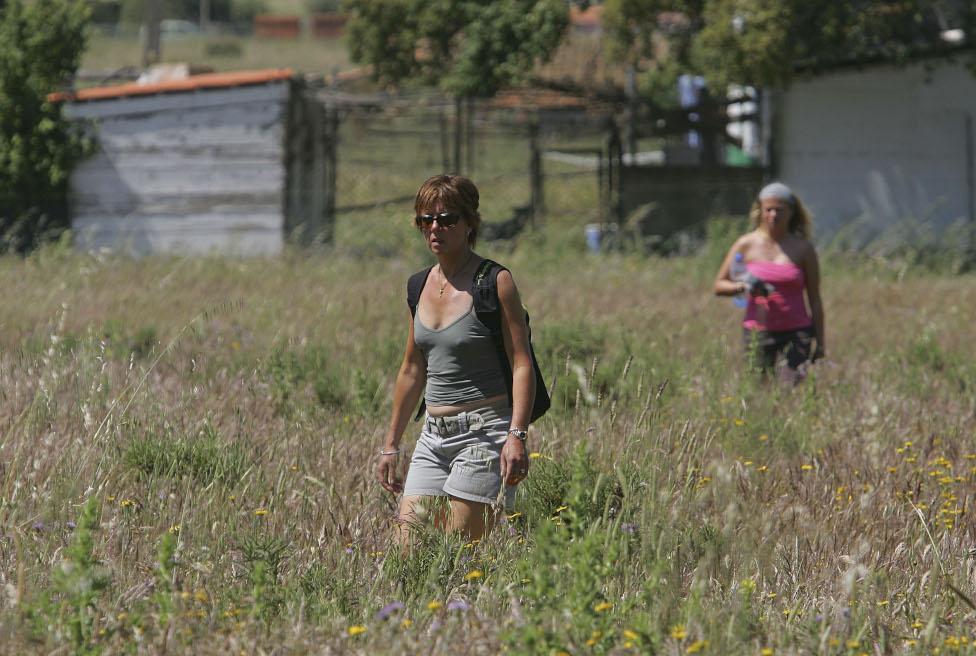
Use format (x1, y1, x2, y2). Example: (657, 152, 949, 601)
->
(60, 69, 332, 256)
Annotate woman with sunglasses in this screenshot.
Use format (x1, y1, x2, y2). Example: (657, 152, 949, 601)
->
(376, 174, 535, 544)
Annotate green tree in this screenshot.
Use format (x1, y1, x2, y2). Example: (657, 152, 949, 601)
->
(345, 0, 569, 98)
(0, 0, 90, 253)
(604, 0, 975, 98)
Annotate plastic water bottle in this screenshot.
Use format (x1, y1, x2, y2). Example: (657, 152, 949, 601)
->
(730, 252, 748, 308)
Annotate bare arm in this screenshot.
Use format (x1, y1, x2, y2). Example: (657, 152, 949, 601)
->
(377, 313, 427, 493)
(497, 269, 534, 486)
(803, 243, 826, 359)
(714, 237, 748, 297)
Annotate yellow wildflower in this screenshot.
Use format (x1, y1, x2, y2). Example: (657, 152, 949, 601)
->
(593, 601, 613, 612)
(347, 625, 367, 636)
(464, 570, 483, 581)
(254, 508, 268, 516)
(686, 639, 709, 653)
(427, 600, 443, 611)
(671, 624, 688, 640)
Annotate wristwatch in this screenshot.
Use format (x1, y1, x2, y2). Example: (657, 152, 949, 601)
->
(507, 428, 528, 441)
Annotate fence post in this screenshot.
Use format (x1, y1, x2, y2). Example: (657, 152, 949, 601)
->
(606, 121, 622, 223)
(466, 96, 475, 174)
(454, 96, 463, 173)
(529, 118, 543, 221)
(323, 105, 338, 245)
(440, 107, 450, 172)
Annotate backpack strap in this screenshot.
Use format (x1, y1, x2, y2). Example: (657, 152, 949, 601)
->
(406, 266, 434, 318)
(471, 259, 516, 406)
(406, 266, 433, 421)
(472, 258, 551, 424)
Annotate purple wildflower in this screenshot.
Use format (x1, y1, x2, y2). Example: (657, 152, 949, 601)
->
(66, 520, 77, 530)
(620, 523, 638, 535)
(447, 600, 469, 612)
(376, 601, 405, 620)
(32, 521, 45, 532)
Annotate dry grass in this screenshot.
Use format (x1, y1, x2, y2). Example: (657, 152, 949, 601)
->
(1, 215, 975, 653)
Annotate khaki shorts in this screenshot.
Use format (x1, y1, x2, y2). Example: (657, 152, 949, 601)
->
(402, 403, 517, 509)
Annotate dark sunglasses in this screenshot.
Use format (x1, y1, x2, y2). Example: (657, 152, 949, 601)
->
(415, 212, 462, 229)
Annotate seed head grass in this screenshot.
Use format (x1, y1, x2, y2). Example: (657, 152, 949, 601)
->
(0, 214, 974, 653)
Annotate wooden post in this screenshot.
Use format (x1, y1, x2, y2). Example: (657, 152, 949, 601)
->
(965, 112, 975, 270)
(143, 0, 161, 67)
(625, 64, 638, 159)
(440, 107, 450, 172)
(465, 96, 475, 174)
(453, 96, 462, 173)
(606, 121, 623, 223)
(324, 105, 338, 245)
(529, 118, 543, 221)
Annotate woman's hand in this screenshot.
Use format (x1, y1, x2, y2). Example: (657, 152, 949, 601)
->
(377, 453, 403, 494)
(500, 436, 529, 486)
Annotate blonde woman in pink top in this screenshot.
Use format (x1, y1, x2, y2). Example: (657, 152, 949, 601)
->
(714, 182, 826, 382)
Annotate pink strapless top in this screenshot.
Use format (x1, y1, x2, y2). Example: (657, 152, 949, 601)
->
(743, 261, 811, 331)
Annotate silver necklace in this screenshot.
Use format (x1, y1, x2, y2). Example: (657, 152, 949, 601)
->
(438, 252, 475, 297)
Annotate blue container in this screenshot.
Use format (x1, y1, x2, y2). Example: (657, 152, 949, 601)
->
(585, 223, 602, 253)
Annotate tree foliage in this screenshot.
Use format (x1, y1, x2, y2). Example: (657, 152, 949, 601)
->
(345, 0, 569, 97)
(0, 0, 90, 253)
(604, 0, 976, 94)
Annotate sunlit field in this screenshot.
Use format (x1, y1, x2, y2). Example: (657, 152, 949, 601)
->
(1, 181, 975, 654)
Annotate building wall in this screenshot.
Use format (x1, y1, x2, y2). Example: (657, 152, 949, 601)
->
(66, 82, 289, 256)
(778, 60, 976, 243)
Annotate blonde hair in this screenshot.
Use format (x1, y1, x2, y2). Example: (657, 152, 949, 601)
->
(750, 193, 812, 239)
(413, 174, 481, 247)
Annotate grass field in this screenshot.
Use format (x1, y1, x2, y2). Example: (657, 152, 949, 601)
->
(2, 183, 975, 653)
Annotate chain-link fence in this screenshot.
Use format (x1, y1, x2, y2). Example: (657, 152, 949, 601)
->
(312, 90, 613, 255)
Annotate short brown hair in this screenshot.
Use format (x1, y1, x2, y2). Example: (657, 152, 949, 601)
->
(414, 174, 481, 247)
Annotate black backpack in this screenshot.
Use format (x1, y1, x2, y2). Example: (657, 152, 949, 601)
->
(406, 258, 551, 423)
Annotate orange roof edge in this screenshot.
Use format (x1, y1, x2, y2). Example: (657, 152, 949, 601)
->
(49, 68, 294, 103)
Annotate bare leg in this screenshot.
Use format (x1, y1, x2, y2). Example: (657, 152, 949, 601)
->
(446, 497, 496, 541)
(396, 495, 451, 550)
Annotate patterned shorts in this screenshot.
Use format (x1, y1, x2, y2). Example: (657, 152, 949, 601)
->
(743, 325, 815, 372)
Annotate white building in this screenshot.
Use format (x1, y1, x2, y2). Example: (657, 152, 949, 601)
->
(59, 69, 334, 255)
(774, 52, 976, 244)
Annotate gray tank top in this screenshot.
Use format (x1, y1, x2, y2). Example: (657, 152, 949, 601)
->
(413, 303, 508, 406)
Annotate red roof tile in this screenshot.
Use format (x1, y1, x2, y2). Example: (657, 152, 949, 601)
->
(49, 68, 294, 103)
